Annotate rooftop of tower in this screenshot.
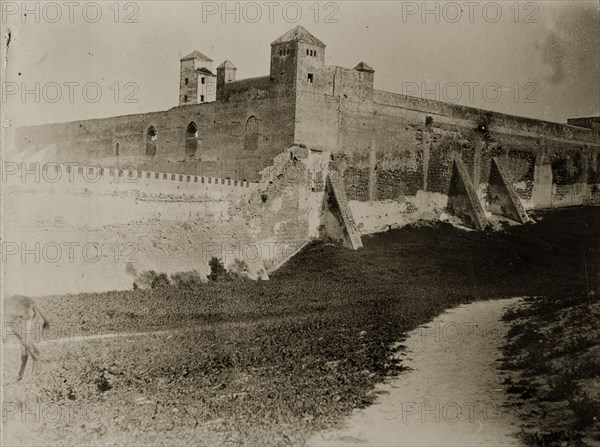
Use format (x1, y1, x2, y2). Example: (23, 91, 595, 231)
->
(181, 50, 213, 62)
(271, 25, 326, 48)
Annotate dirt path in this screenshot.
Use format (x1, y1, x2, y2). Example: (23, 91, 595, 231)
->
(308, 298, 523, 447)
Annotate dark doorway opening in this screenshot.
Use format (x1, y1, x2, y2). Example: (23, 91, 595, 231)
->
(244, 116, 259, 151)
(186, 122, 198, 157)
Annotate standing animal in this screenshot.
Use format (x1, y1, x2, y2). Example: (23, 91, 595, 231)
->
(3, 295, 50, 381)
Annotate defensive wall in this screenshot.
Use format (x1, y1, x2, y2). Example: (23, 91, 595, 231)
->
(291, 55, 599, 212)
(5, 26, 600, 294)
(13, 26, 600, 218)
(13, 86, 296, 182)
(2, 148, 343, 296)
(3, 138, 599, 296)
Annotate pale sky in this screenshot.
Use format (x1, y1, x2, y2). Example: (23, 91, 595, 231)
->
(2, 1, 599, 148)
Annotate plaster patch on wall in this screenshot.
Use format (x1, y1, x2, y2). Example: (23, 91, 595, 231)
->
(349, 190, 448, 234)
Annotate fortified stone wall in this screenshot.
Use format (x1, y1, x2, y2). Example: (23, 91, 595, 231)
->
(290, 68, 599, 234)
(2, 149, 332, 297)
(14, 80, 296, 181)
(10, 25, 600, 244)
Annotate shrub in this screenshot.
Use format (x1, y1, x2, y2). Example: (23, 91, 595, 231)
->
(135, 270, 172, 288)
(208, 257, 229, 282)
(171, 270, 205, 288)
(569, 393, 600, 428)
(151, 273, 171, 289)
(136, 270, 159, 289)
(228, 259, 252, 281)
(520, 430, 585, 447)
(547, 370, 578, 401)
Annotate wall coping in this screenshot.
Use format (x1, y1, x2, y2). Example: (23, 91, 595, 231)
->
(7, 162, 258, 190)
(373, 89, 600, 145)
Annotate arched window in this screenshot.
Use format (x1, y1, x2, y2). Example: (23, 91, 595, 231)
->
(185, 122, 198, 157)
(146, 126, 157, 156)
(244, 116, 259, 151)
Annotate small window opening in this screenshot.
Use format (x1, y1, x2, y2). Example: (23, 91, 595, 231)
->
(200, 95, 205, 102)
(307, 73, 314, 83)
(184, 78, 189, 85)
(184, 95, 188, 102)
(201, 77, 205, 85)
(306, 49, 309, 55)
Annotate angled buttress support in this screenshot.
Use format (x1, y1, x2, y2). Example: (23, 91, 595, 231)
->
(448, 158, 488, 231)
(487, 157, 529, 223)
(324, 171, 363, 250)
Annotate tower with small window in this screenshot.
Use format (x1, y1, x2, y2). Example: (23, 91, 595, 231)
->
(216, 60, 237, 101)
(179, 51, 216, 105)
(269, 25, 325, 91)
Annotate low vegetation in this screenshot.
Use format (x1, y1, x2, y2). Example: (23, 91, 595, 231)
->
(131, 258, 251, 290)
(501, 291, 600, 447)
(3, 207, 599, 446)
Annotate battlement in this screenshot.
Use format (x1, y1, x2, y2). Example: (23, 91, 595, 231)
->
(6, 163, 259, 199)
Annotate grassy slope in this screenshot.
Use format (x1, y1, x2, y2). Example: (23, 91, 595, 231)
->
(4, 207, 599, 446)
(501, 295, 600, 447)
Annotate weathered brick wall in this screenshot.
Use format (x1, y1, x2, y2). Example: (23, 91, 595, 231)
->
(551, 150, 585, 185)
(15, 81, 295, 182)
(292, 82, 599, 219)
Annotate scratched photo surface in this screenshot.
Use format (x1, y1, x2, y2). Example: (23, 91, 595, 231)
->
(1, 2, 599, 446)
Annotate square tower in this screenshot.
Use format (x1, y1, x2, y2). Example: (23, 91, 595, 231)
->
(216, 60, 237, 101)
(179, 51, 216, 105)
(270, 25, 326, 91)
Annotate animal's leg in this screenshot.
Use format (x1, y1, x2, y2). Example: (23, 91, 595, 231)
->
(29, 343, 40, 376)
(17, 344, 29, 381)
(23, 320, 40, 376)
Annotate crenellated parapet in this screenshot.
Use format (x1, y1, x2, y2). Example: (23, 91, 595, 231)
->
(5, 163, 258, 199)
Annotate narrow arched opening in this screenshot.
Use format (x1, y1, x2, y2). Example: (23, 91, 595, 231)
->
(244, 116, 259, 151)
(185, 122, 198, 157)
